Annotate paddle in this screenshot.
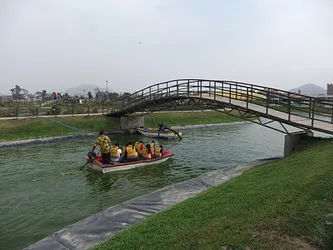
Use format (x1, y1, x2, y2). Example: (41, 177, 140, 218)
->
(165, 126, 182, 140)
(157, 123, 182, 140)
(79, 160, 90, 171)
(80, 150, 98, 171)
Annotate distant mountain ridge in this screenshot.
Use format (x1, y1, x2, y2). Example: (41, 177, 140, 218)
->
(289, 84, 326, 96)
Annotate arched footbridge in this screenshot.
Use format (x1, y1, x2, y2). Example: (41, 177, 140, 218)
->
(107, 79, 333, 135)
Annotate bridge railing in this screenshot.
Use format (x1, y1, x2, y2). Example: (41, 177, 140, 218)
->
(109, 79, 333, 125)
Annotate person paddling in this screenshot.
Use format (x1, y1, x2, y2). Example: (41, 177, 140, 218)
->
(91, 130, 111, 164)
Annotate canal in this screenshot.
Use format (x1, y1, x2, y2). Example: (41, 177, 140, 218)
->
(0, 122, 285, 250)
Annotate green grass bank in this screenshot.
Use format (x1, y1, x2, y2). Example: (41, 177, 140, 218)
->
(93, 138, 333, 250)
(0, 111, 243, 141)
(0, 116, 120, 141)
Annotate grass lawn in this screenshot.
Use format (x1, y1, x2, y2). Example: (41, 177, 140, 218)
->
(93, 138, 333, 250)
(0, 111, 244, 141)
(0, 116, 121, 141)
(146, 111, 244, 127)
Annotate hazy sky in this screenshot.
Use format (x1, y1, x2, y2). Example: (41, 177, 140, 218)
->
(1, 0, 333, 95)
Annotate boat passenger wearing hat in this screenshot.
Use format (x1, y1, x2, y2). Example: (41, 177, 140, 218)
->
(91, 130, 111, 164)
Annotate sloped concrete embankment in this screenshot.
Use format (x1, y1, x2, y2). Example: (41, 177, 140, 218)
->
(24, 156, 280, 250)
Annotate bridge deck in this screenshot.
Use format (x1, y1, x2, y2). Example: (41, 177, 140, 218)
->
(214, 95, 333, 134)
(107, 79, 333, 135)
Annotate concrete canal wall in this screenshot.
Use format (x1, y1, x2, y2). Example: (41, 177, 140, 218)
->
(24, 157, 281, 250)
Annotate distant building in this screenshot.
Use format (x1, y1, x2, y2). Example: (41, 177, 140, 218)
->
(327, 84, 333, 95)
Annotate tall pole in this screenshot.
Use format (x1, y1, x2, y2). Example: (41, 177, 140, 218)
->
(105, 80, 108, 92)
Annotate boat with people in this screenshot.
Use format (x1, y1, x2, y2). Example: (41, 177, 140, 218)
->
(137, 124, 182, 139)
(86, 150, 174, 174)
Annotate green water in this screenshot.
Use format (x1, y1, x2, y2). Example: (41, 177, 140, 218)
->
(0, 123, 284, 250)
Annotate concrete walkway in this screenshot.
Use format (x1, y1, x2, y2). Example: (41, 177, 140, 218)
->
(24, 157, 280, 250)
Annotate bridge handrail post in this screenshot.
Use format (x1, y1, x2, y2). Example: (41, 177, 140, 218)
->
(266, 89, 270, 115)
(187, 80, 190, 97)
(287, 92, 291, 121)
(236, 83, 238, 100)
(221, 81, 224, 97)
(229, 84, 232, 104)
(200, 80, 202, 99)
(308, 98, 312, 118)
(246, 87, 249, 109)
(214, 82, 216, 100)
(209, 81, 211, 97)
(166, 82, 169, 97)
(331, 101, 333, 123)
(251, 85, 253, 102)
(311, 98, 315, 127)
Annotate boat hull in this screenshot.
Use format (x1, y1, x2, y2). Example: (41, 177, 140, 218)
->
(87, 150, 173, 174)
(137, 128, 182, 139)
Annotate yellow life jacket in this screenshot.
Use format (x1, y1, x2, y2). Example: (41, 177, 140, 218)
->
(141, 147, 151, 159)
(126, 145, 138, 158)
(155, 146, 162, 157)
(135, 142, 143, 155)
(149, 142, 155, 155)
(110, 146, 120, 158)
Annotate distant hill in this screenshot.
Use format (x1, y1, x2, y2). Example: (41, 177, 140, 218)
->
(64, 84, 102, 96)
(289, 84, 326, 96)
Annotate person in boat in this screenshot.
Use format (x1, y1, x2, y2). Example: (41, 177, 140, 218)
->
(141, 143, 153, 159)
(155, 144, 163, 157)
(124, 142, 139, 162)
(149, 140, 155, 157)
(110, 143, 122, 162)
(158, 124, 166, 131)
(91, 130, 111, 164)
(135, 140, 145, 158)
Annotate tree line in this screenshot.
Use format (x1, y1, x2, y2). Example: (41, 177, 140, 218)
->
(7, 85, 131, 101)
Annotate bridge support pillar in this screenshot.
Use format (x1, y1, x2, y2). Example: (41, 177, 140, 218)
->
(120, 115, 145, 133)
(284, 130, 313, 157)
